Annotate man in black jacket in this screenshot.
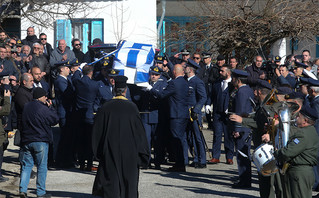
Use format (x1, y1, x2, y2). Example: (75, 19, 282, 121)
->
(22, 27, 39, 47)
(39, 33, 53, 61)
(72, 39, 84, 63)
(19, 87, 59, 198)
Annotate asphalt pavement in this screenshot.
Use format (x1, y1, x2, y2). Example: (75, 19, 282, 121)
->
(0, 126, 265, 198)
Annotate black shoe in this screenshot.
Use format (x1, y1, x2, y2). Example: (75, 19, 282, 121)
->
(189, 162, 196, 167)
(31, 170, 36, 179)
(154, 164, 161, 170)
(167, 166, 186, 172)
(19, 192, 28, 198)
(0, 176, 9, 182)
(195, 164, 207, 169)
(37, 193, 51, 197)
(232, 181, 251, 189)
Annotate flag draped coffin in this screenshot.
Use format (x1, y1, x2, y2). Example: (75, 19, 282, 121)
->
(113, 41, 155, 85)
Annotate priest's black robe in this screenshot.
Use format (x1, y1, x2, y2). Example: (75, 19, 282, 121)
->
(92, 97, 150, 198)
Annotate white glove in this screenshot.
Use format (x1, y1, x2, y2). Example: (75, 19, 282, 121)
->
(205, 105, 211, 114)
(146, 84, 153, 91)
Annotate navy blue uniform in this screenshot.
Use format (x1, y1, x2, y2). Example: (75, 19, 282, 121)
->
(310, 96, 319, 190)
(73, 72, 109, 169)
(139, 78, 167, 164)
(211, 79, 234, 161)
(151, 76, 189, 167)
(231, 85, 254, 186)
(187, 75, 207, 165)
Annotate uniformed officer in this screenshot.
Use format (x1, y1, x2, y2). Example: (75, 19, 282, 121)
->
(275, 105, 319, 198)
(228, 69, 254, 188)
(149, 64, 189, 172)
(208, 65, 234, 165)
(230, 80, 284, 196)
(139, 65, 167, 168)
(185, 60, 207, 168)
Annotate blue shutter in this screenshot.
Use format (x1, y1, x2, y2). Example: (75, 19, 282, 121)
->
(82, 23, 89, 53)
(56, 19, 66, 48)
(65, 20, 72, 48)
(91, 20, 103, 42)
(55, 19, 72, 48)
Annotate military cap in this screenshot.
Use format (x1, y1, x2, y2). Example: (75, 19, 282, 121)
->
(257, 80, 272, 90)
(274, 56, 281, 62)
(69, 58, 81, 66)
(155, 56, 164, 64)
(276, 86, 293, 95)
(54, 61, 69, 68)
(217, 55, 225, 61)
(107, 68, 120, 77)
(294, 61, 308, 69)
(232, 69, 249, 78)
(150, 65, 163, 75)
(284, 91, 305, 100)
(101, 57, 111, 68)
(300, 105, 318, 120)
(180, 49, 190, 55)
(202, 52, 212, 59)
(186, 59, 200, 69)
(114, 75, 128, 89)
(0, 71, 10, 78)
(16, 40, 23, 47)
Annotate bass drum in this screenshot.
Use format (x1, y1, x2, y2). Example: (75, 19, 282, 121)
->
(252, 143, 278, 176)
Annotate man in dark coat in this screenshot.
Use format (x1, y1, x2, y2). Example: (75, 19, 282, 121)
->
(92, 75, 149, 198)
(22, 27, 39, 47)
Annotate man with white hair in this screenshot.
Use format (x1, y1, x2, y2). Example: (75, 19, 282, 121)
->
(30, 43, 50, 81)
(22, 27, 38, 47)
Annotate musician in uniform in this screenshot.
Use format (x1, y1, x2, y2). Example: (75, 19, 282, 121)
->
(185, 60, 207, 168)
(274, 105, 319, 198)
(228, 69, 254, 188)
(230, 80, 283, 197)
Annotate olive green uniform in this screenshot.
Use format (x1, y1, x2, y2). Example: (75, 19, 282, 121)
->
(275, 125, 319, 198)
(0, 96, 12, 146)
(242, 104, 283, 198)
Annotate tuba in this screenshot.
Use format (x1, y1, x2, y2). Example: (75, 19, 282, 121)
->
(274, 101, 299, 174)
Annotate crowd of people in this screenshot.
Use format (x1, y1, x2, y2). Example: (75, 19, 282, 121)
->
(0, 25, 318, 198)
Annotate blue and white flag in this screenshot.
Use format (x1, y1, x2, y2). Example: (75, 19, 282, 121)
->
(113, 40, 155, 85)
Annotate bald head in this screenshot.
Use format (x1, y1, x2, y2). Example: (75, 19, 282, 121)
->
(58, 39, 66, 52)
(173, 64, 184, 77)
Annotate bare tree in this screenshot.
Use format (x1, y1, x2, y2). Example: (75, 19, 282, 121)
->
(0, 0, 101, 29)
(165, 0, 319, 65)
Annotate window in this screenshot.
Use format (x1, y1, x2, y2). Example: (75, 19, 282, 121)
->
(54, 18, 104, 53)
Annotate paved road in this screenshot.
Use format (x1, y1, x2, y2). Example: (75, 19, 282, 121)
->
(0, 127, 264, 198)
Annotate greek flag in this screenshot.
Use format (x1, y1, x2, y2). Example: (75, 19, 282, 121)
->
(113, 40, 155, 85)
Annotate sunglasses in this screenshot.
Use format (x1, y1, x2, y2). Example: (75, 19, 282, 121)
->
(10, 43, 16, 45)
(40, 38, 47, 40)
(9, 79, 16, 82)
(75, 44, 81, 46)
(193, 57, 200, 59)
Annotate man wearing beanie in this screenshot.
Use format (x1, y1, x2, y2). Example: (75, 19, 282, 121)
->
(19, 87, 59, 198)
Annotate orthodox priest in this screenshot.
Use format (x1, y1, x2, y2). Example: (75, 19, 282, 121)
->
(92, 75, 150, 198)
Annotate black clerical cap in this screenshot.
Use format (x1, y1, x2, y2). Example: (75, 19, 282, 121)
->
(150, 65, 163, 75)
(33, 87, 47, 99)
(114, 75, 128, 88)
(300, 105, 318, 120)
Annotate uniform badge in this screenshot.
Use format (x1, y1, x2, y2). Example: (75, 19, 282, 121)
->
(293, 138, 300, 144)
(154, 67, 159, 72)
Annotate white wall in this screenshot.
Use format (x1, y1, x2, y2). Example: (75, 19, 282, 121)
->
(21, 0, 157, 48)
